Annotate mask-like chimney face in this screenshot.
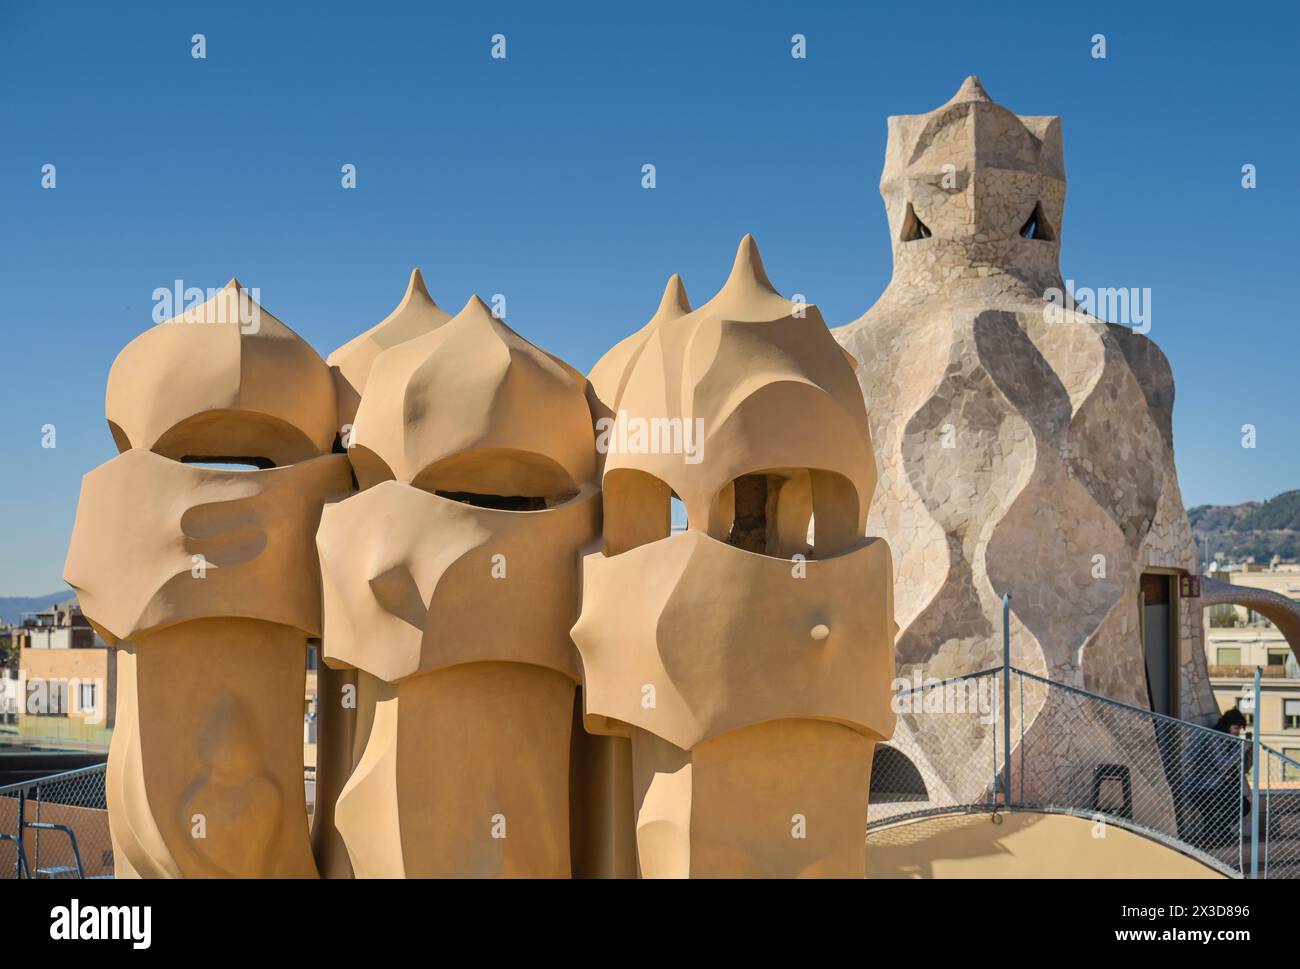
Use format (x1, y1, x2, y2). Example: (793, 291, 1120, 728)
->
(71, 281, 348, 641)
(65, 281, 348, 878)
(105, 280, 339, 467)
(588, 236, 876, 559)
(574, 236, 896, 877)
(881, 76, 1065, 296)
(347, 295, 596, 499)
(318, 295, 598, 877)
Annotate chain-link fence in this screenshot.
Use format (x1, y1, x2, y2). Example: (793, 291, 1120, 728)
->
(1, 763, 324, 878)
(1256, 747, 1300, 878)
(869, 664, 1300, 878)
(0, 764, 113, 878)
(868, 667, 1004, 826)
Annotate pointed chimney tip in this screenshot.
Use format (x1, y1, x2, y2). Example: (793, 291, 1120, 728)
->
(720, 233, 776, 297)
(405, 267, 433, 303)
(950, 75, 992, 104)
(461, 293, 495, 318)
(653, 273, 692, 323)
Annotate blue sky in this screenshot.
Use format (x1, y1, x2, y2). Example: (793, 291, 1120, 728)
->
(2, 1, 1296, 594)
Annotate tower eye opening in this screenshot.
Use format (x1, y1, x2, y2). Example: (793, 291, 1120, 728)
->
(433, 491, 549, 511)
(412, 448, 578, 511)
(601, 469, 677, 555)
(900, 203, 932, 242)
(712, 468, 859, 560)
(726, 474, 772, 554)
(1019, 202, 1056, 241)
(181, 455, 275, 470)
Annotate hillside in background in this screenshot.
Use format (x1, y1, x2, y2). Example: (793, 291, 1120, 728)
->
(0, 591, 70, 625)
(1189, 490, 1300, 564)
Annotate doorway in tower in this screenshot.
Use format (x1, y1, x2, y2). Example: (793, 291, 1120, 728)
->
(1140, 570, 1184, 811)
(1139, 572, 1179, 717)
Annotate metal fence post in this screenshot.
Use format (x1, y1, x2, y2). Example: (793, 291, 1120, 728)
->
(16, 787, 25, 879)
(1252, 665, 1262, 879)
(1002, 593, 1012, 810)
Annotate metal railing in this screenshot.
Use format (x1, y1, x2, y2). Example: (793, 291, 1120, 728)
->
(868, 596, 1300, 878)
(1, 763, 323, 878)
(0, 763, 112, 878)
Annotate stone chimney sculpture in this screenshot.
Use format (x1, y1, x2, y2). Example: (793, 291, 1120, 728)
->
(317, 296, 599, 876)
(573, 236, 896, 877)
(833, 78, 1212, 819)
(311, 270, 450, 879)
(65, 281, 351, 877)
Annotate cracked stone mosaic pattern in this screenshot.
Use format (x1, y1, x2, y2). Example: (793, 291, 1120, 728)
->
(835, 77, 1216, 804)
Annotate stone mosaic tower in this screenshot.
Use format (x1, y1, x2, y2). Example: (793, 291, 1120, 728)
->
(834, 78, 1215, 817)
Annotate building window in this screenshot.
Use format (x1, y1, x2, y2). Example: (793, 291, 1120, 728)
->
(79, 682, 97, 715)
(1286, 699, 1300, 731)
(1269, 649, 1290, 668)
(1218, 647, 1242, 666)
(1285, 750, 1300, 783)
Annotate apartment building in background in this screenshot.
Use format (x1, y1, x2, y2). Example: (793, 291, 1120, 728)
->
(14, 597, 115, 746)
(1205, 560, 1300, 780)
